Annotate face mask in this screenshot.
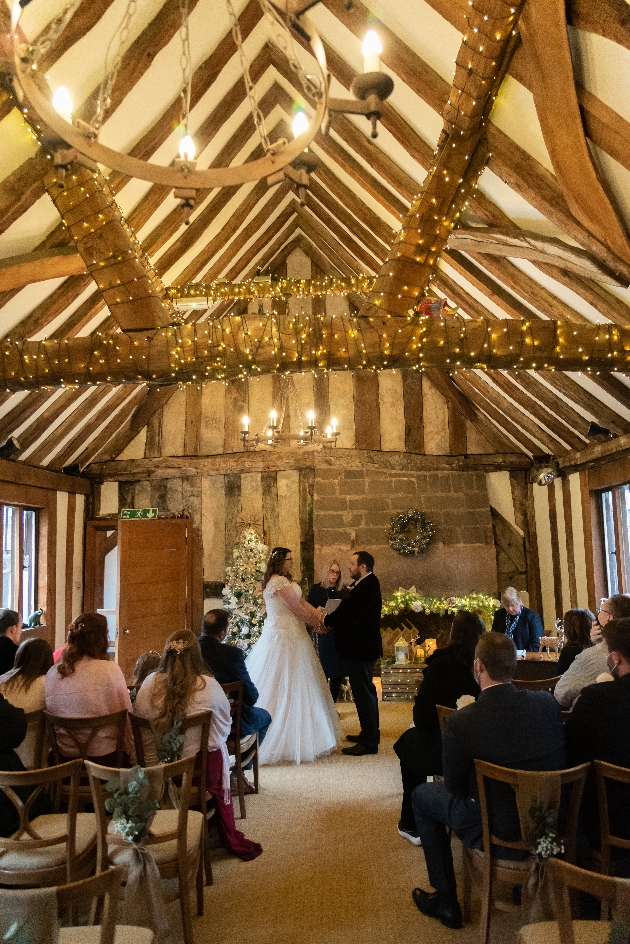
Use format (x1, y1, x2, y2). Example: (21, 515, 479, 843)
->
(606, 653, 619, 677)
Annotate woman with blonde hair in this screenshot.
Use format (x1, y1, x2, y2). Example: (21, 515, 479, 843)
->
(307, 560, 348, 702)
(246, 547, 340, 765)
(134, 629, 262, 861)
(491, 587, 543, 652)
(0, 637, 53, 767)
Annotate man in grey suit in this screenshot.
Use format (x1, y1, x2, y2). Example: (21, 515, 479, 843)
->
(411, 633, 566, 929)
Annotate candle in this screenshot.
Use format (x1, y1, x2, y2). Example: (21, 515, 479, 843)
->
(331, 417, 338, 433)
(292, 111, 308, 138)
(307, 410, 315, 426)
(325, 426, 332, 438)
(270, 409, 277, 426)
(362, 30, 382, 73)
(242, 415, 249, 432)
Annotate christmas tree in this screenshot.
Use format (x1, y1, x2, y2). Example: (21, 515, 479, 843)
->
(222, 527, 268, 652)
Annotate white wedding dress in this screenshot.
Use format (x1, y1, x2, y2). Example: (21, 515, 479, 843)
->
(245, 574, 341, 765)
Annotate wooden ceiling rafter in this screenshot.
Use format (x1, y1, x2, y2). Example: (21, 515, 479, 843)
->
(520, 0, 630, 268)
(542, 372, 630, 436)
(450, 370, 544, 456)
(508, 370, 596, 439)
(485, 370, 586, 450)
(24, 385, 115, 468)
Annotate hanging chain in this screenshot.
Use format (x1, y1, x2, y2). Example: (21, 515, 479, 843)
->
(179, 0, 192, 133)
(19, 0, 83, 66)
(225, 0, 272, 155)
(90, 0, 138, 134)
(259, 0, 323, 102)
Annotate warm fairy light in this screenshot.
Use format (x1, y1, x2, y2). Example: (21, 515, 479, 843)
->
(52, 86, 73, 124)
(362, 30, 382, 72)
(179, 134, 196, 162)
(292, 111, 309, 139)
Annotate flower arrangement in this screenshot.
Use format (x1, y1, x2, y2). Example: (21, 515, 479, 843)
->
(528, 798, 564, 859)
(382, 587, 498, 627)
(105, 766, 160, 843)
(223, 527, 268, 653)
(157, 721, 184, 764)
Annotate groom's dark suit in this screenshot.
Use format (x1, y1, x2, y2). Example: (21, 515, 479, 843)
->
(323, 571, 382, 750)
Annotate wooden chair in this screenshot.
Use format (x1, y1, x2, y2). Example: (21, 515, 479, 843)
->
(45, 709, 129, 806)
(513, 676, 562, 693)
(222, 681, 259, 819)
(594, 759, 630, 877)
(86, 754, 204, 944)
(436, 704, 455, 736)
(462, 759, 590, 944)
(0, 759, 97, 888)
(130, 710, 216, 885)
(22, 708, 47, 769)
(517, 858, 630, 944)
(0, 867, 154, 944)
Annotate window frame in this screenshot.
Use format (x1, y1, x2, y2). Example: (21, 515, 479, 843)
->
(597, 483, 630, 597)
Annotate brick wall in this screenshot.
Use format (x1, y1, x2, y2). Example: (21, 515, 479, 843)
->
(314, 467, 497, 596)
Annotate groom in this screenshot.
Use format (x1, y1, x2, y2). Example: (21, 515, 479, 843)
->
(319, 550, 382, 756)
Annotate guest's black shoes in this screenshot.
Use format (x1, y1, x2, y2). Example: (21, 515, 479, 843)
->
(411, 888, 463, 929)
(341, 743, 378, 756)
(345, 733, 363, 743)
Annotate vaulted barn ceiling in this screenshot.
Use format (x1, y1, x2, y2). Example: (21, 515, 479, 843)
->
(0, 0, 630, 470)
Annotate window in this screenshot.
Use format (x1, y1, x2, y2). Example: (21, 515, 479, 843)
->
(1, 505, 37, 619)
(599, 484, 630, 596)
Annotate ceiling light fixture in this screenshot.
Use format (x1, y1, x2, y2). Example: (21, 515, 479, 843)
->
(4, 1, 393, 218)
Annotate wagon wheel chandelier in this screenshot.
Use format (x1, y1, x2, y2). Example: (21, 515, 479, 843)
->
(5, 0, 393, 213)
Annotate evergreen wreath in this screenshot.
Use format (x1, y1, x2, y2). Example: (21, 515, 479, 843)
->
(387, 509, 435, 556)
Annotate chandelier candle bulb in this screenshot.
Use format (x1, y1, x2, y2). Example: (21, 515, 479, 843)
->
(269, 409, 277, 428)
(363, 30, 382, 73)
(179, 134, 196, 162)
(292, 111, 309, 138)
(307, 410, 315, 426)
(331, 417, 338, 433)
(52, 86, 73, 124)
(242, 415, 249, 432)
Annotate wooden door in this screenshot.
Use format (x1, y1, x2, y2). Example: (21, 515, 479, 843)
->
(117, 518, 190, 680)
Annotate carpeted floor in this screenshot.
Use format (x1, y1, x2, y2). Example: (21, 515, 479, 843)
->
(171, 701, 523, 944)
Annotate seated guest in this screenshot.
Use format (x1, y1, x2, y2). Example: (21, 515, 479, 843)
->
(491, 587, 543, 651)
(135, 629, 262, 861)
(557, 608, 594, 675)
(128, 650, 161, 704)
(0, 693, 27, 836)
(0, 638, 53, 767)
(45, 613, 133, 763)
(307, 560, 349, 703)
(556, 593, 630, 707)
(411, 633, 566, 929)
(565, 617, 630, 873)
(198, 610, 271, 749)
(0, 610, 21, 675)
(394, 611, 484, 846)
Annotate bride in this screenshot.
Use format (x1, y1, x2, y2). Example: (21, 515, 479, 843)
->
(245, 547, 340, 765)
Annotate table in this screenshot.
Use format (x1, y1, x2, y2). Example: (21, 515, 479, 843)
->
(513, 652, 563, 681)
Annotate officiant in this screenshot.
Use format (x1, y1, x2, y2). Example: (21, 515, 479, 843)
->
(307, 560, 349, 702)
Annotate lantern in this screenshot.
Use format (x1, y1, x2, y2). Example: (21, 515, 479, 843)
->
(394, 636, 410, 665)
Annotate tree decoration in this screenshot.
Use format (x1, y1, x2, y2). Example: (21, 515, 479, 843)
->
(222, 528, 268, 652)
(382, 587, 498, 626)
(387, 510, 436, 556)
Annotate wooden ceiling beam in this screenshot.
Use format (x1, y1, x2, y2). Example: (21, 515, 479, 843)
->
(40, 386, 141, 470)
(295, 208, 364, 277)
(581, 372, 630, 411)
(424, 367, 519, 453)
(509, 370, 594, 439)
(450, 371, 540, 455)
(313, 166, 395, 247)
(307, 179, 390, 259)
(0, 391, 55, 442)
(223, 203, 298, 282)
(542, 372, 630, 435)
(449, 228, 626, 286)
(16, 388, 86, 454)
(31, 385, 113, 468)
(486, 370, 586, 450)
(520, 0, 630, 268)
(0, 248, 86, 292)
(464, 371, 572, 455)
(5, 275, 94, 343)
(56, 384, 172, 468)
(433, 271, 499, 322)
(302, 194, 383, 273)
